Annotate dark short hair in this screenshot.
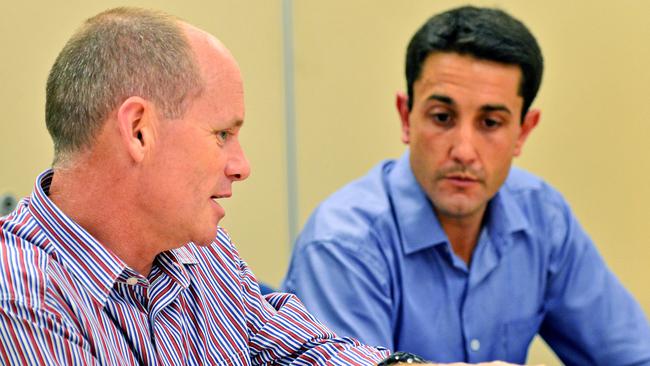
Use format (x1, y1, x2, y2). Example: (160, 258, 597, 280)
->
(45, 7, 203, 166)
(405, 6, 543, 119)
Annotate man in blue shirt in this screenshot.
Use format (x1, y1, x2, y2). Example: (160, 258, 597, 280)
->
(282, 6, 650, 364)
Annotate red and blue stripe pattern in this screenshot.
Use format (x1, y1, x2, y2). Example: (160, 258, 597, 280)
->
(0, 170, 389, 365)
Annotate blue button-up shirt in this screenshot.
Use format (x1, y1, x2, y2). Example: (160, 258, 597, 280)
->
(282, 151, 650, 364)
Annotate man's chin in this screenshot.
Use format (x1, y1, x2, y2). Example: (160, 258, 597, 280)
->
(433, 198, 486, 220)
(192, 227, 220, 247)
(193, 237, 217, 247)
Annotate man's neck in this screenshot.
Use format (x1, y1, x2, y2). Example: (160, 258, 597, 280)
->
(437, 207, 486, 265)
(48, 161, 158, 276)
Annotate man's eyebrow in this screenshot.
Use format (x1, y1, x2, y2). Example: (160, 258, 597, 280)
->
(231, 119, 244, 128)
(427, 94, 455, 105)
(481, 104, 512, 115)
(426, 95, 512, 115)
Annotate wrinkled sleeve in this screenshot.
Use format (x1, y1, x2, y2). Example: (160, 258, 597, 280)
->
(281, 238, 395, 351)
(0, 299, 99, 365)
(237, 258, 390, 365)
(540, 201, 650, 365)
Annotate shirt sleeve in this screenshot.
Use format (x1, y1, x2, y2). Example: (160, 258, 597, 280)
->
(237, 257, 391, 365)
(0, 299, 100, 365)
(540, 201, 650, 365)
(280, 238, 395, 351)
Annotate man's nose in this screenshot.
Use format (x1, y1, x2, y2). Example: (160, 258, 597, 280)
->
(448, 122, 478, 165)
(226, 140, 251, 181)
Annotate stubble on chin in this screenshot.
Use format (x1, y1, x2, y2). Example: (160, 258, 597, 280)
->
(429, 186, 488, 220)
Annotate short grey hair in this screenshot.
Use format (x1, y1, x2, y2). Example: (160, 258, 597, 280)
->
(45, 7, 203, 166)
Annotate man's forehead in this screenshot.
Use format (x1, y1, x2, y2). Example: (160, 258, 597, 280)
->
(181, 22, 229, 55)
(415, 52, 523, 100)
(422, 52, 521, 78)
(179, 21, 240, 78)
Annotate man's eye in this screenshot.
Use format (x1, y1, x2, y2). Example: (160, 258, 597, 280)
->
(216, 131, 229, 143)
(482, 118, 501, 129)
(431, 113, 452, 124)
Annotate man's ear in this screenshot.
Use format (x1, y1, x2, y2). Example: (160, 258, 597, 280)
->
(396, 92, 411, 144)
(116, 96, 154, 163)
(514, 108, 541, 157)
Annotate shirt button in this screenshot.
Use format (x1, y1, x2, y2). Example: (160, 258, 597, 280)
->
(470, 338, 480, 351)
(126, 277, 138, 286)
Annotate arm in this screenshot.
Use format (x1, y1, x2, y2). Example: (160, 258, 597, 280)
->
(0, 299, 99, 365)
(237, 257, 391, 365)
(281, 238, 395, 350)
(540, 202, 650, 365)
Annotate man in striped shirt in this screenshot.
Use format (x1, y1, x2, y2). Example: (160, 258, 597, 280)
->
(0, 7, 519, 366)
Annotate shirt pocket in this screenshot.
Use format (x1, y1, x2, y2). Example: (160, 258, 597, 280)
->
(503, 312, 545, 362)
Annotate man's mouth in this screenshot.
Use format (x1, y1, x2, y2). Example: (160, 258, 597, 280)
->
(211, 193, 231, 202)
(210, 193, 232, 204)
(439, 172, 484, 189)
(444, 173, 478, 182)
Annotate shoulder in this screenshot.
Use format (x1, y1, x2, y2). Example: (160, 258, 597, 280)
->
(503, 167, 569, 210)
(0, 205, 68, 324)
(500, 167, 578, 245)
(288, 161, 401, 277)
(299, 160, 395, 246)
(1, 204, 51, 306)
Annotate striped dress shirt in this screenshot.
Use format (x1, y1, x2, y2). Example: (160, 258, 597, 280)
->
(0, 170, 389, 365)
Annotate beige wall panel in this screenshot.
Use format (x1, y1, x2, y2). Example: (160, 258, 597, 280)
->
(0, 1, 288, 285)
(293, 1, 650, 364)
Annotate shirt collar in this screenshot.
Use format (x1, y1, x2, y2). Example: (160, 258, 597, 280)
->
(170, 245, 198, 265)
(157, 247, 198, 289)
(484, 177, 530, 238)
(388, 151, 447, 255)
(388, 151, 530, 255)
(28, 169, 200, 305)
(28, 169, 128, 307)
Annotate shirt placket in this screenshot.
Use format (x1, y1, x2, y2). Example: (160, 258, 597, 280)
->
(107, 274, 157, 366)
(147, 261, 192, 366)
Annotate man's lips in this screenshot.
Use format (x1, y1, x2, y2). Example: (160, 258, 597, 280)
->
(210, 194, 231, 208)
(211, 193, 232, 201)
(210, 195, 230, 202)
(210, 194, 230, 219)
(445, 173, 479, 182)
(441, 173, 481, 187)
